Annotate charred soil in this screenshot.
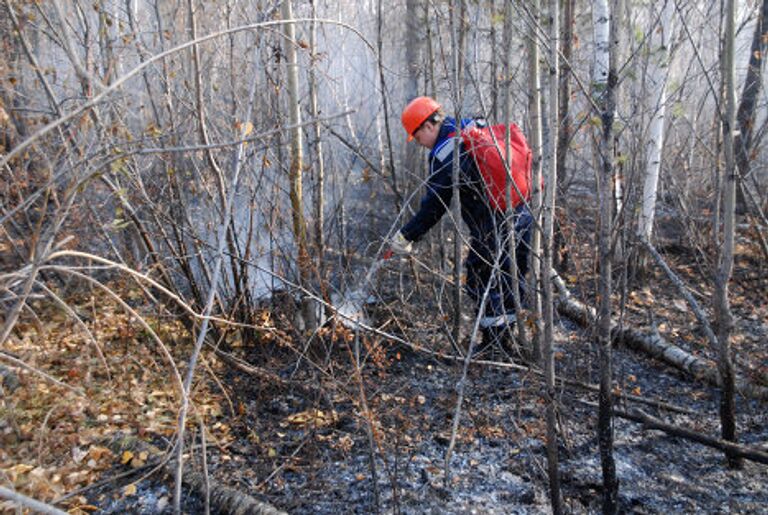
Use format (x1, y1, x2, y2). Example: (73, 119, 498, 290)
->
(2, 216, 766, 514)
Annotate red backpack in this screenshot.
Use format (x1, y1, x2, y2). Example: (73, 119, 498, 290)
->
(457, 123, 534, 211)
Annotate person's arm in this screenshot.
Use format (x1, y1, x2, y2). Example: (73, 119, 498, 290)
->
(400, 152, 454, 242)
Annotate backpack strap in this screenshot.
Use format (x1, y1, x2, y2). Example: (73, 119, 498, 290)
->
(433, 137, 455, 163)
(435, 118, 483, 163)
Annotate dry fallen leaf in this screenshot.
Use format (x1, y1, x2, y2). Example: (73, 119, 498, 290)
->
(120, 450, 134, 465)
(285, 409, 338, 428)
(3, 463, 34, 482)
(87, 446, 113, 462)
(234, 120, 254, 136)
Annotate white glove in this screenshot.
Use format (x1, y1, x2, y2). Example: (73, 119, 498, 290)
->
(389, 231, 413, 255)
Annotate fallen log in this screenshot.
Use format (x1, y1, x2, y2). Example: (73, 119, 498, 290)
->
(553, 273, 768, 400)
(614, 326, 719, 385)
(615, 407, 768, 466)
(109, 435, 286, 515)
(182, 469, 286, 515)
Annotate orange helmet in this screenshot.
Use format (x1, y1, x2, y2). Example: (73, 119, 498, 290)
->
(401, 96, 441, 141)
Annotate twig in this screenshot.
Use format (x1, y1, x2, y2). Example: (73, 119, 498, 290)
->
(439, 352, 695, 416)
(0, 18, 375, 171)
(200, 354, 235, 418)
(444, 266, 496, 485)
(198, 416, 211, 515)
(40, 253, 282, 339)
(35, 281, 111, 382)
(350, 330, 381, 511)
(52, 462, 156, 504)
(0, 350, 82, 396)
(257, 439, 308, 489)
(211, 347, 326, 405)
(0, 486, 68, 515)
(53, 268, 185, 398)
(639, 237, 719, 348)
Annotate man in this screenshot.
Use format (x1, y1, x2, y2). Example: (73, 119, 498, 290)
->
(389, 96, 533, 350)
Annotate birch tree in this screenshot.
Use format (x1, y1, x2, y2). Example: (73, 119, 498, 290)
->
(592, 0, 619, 511)
(637, 0, 676, 243)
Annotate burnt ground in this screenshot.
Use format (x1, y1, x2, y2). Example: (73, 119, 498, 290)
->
(95, 295, 767, 514)
(86, 205, 768, 514)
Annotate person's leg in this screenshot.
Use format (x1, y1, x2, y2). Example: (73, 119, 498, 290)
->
(512, 204, 533, 304)
(465, 238, 489, 309)
(466, 231, 506, 354)
(470, 218, 515, 353)
(495, 205, 534, 307)
(482, 208, 534, 357)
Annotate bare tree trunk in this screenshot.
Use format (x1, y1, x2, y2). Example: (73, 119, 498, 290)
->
(403, 0, 424, 220)
(715, 0, 741, 469)
(281, 0, 314, 331)
(527, 0, 544, 363)
(637, 0, 675, 242)
(309, 0, 325, 268)
(489, 0, 499, 120)
(554, 0, 574, 272)
(504, 0, 528, 352)
(556, 0, 573, 190)
(542, 1, 563, 512)
(449, 0, 466, 352)
(735, 0, 768, 214)
(592, 0, 619, 511)
(376, 0, 402, 209)
(425, 2, 436, 98)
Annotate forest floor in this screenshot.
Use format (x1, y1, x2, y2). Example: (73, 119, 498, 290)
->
(1, 215, 767, 514)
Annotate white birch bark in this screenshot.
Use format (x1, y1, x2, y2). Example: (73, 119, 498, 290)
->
(638, 0, 676, 241)
(592, 0, 611, 90)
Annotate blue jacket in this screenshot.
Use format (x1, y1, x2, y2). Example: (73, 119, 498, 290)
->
(400, 117, 494, 242)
